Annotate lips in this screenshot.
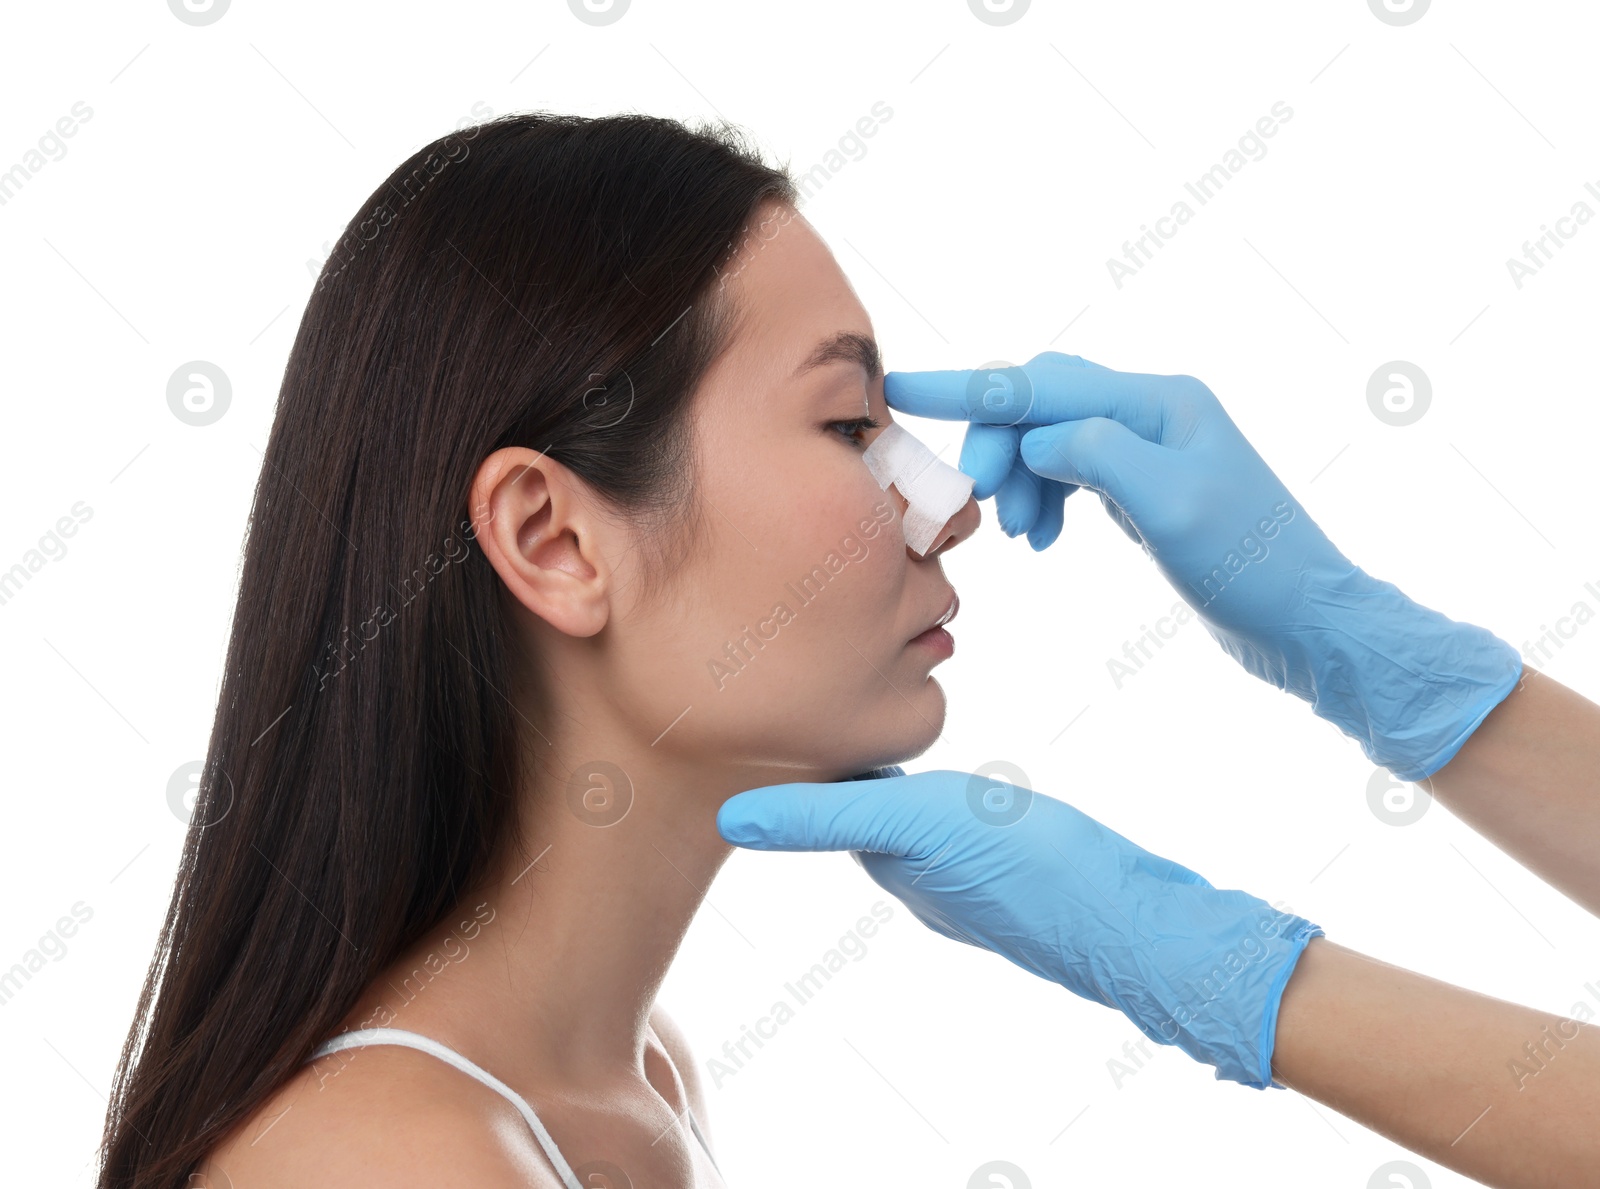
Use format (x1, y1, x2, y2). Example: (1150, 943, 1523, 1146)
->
(914, 589, 959, 640)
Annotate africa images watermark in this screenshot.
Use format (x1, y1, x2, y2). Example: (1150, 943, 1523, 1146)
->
(1517, 576, 1600, 672)
(1504, 179, 1599, 290)
(0, 500, 93, 610)
(1105, 599, 1198, 689)
(707, 499, 895, 690)
(1192, 499, 1298, 606)
(704, 899, 895, 1089)
(1104, 498, 1296, 689)
(0, 901, 95, 1008)
(792, 100, 894, 204)
(307, 101, 494, 292)
(308, 899, 497, 1091)
(0, 99, 94, 210)
(1106, 100, 1295, 289)
(311, 514, 483, 690)
(1105, 898, 1309, 1085)
(713, 199, 800, 293)
(1505, 978, 1600, 1092)
(1158, 900, 1308, 1045)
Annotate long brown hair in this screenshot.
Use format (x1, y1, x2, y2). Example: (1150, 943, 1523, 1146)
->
(96, 111, 797, 1189)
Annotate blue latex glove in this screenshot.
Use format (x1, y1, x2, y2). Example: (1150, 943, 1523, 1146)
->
(888, 352, 1524, 781)
(718, 767, 1323, 1090)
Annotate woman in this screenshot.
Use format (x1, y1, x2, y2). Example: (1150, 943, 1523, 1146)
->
(95, 112, 977, 1189)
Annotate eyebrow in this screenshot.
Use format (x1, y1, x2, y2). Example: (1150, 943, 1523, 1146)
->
(791, 330, 883, 384)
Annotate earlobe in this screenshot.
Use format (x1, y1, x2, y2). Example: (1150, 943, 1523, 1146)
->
(468, 447, 612, 638)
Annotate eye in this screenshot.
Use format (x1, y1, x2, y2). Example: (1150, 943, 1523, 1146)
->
(826, 415, 883, 450)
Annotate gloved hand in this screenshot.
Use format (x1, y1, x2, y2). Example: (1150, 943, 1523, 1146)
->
(887, 352, 1524, 781)
(718, 767, 1323, 1090)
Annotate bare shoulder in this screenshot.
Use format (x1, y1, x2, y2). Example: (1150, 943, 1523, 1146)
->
(194, 1045, 566, 1189)
(649, 1003, 711, 1138)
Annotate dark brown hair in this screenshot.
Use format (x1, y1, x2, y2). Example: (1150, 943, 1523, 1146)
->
(96, 111, 797, 1189)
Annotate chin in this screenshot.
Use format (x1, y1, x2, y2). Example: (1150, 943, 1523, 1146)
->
(916, 674, 948, 729)
(813, 679, 946, 781)
(876, 702, 946, 771)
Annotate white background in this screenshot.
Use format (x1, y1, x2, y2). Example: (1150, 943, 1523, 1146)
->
(3, 2, 1598, 1186)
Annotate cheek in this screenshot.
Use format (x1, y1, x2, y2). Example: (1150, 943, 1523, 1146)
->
(648, 432, 907, 686)
(776, 460, 904, 597)
(724, 428, 902, 561)
(758, 478, 906, 658)
(617, 442, 922, 766)
(734, 463, 899, 631)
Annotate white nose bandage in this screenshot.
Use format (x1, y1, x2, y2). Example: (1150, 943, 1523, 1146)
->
(859, 421, 975, 555)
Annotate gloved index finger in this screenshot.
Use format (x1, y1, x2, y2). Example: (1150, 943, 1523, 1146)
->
(717, 774, 947, 857)
(886, 353, 1176, 443)
(884, 368, 1007, 422)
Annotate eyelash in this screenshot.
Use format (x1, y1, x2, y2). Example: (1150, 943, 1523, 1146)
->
(827, 415, 883, 449)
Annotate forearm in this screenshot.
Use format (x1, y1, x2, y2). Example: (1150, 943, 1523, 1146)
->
(1272, 938, 1600, 1188)
(1419, 667, 1600, 916)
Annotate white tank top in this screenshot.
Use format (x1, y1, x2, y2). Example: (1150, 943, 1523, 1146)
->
(305, 1026, 720, 1188)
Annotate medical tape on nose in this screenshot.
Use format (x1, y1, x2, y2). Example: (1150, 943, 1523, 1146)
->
(859, 420, 975, 555)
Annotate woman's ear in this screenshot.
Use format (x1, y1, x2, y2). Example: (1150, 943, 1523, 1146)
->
(468, 446, 616, 638)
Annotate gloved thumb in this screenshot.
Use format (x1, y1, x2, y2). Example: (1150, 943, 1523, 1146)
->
(717, 774, 939, 855)
(1019, 417, 1160, 518)
(958, 422, 1020, 500)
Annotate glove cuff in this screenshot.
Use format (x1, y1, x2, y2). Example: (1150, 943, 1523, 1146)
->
(1292, 565, 1525, 781)
(1120, 898, 1323, 1090)
(1252, 921, 1323, 1089)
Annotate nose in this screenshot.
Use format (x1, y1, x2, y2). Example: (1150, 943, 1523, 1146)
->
(909, 490, 981, 559)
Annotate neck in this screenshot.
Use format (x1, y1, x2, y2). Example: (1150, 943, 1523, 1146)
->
(476, 739, 738, 1077)
(347, 615, 849, 1086)
(360, 688, 821, 1088)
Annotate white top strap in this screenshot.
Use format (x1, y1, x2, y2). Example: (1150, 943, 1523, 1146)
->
(306, 1026, 584, 1189)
